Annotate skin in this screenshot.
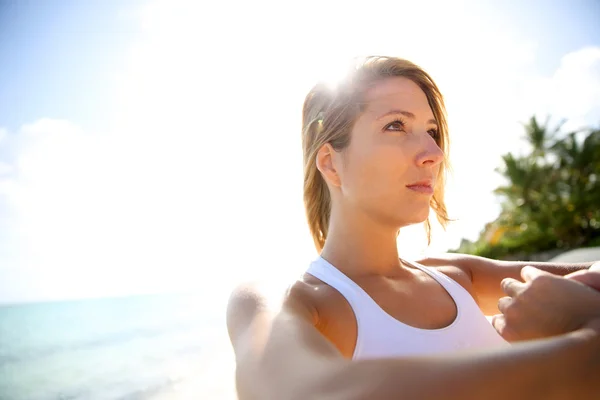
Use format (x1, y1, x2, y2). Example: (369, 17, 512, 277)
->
(417, 253, 597, 315)
(566, 260, 600, 289)
(493, 264, 600, 341)
(227, 77, 600, 399)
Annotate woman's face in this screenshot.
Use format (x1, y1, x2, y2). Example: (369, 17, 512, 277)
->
(335, 77, 444, 228)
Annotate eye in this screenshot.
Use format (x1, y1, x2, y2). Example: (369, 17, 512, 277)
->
(428, 128, 440, 141)
(384, 119, 406, 132)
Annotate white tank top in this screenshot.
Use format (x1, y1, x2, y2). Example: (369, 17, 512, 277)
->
(306, 256, 509, 360)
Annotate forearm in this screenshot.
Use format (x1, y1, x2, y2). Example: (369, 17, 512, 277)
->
(237, 311, 343, 400)
(458, 255, 594, 315)
(506, 260, 592, 277)
(239, 300, 600, 399)
(317, 324, 600, 400)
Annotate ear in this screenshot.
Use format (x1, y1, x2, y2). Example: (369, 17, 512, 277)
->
(315, 143, 342, 188)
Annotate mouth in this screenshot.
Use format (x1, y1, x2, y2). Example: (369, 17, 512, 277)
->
(406, 181, 434, 195)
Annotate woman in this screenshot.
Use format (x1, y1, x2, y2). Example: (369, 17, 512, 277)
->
(227, 56, 600, 399)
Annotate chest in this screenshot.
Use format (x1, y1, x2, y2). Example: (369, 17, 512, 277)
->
(362, 275, 458, 329)
(313, 267, 473, 358)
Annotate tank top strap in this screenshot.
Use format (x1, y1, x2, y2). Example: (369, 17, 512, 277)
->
(306, 257, 376, 314)
(402, 259, 478, 305)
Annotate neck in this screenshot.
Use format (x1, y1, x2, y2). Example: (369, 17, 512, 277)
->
(320, 205, 406, 278)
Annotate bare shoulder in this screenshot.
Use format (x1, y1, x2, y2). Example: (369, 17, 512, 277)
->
(226, 277, 349, 398)
(415, 253, 480, 297)
(300, 272, 348, 305)
(226, 277, 322, 344)
(415, 252, 490, 277)
(300, 273, 359, 358)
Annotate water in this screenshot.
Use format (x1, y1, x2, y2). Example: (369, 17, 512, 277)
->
(0, 292, 236, 400)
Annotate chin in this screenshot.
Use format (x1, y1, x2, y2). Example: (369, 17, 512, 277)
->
(398, 207, 429, 228)
(402, 207, 430, 225)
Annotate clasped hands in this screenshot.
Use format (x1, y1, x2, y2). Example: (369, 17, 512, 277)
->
(492, 262, 600, 341)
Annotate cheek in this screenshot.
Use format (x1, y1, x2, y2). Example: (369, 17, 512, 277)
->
(344, 144, 410, 194)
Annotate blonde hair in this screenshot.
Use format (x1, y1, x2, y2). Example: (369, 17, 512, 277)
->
(302, 56, 451, 252)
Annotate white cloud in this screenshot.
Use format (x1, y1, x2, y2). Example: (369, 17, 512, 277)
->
(511, 47, 600, 131)
(0, 162, 12, 176)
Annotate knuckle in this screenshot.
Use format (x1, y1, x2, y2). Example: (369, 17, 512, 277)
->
(497, 323, 517, 341)
(530, 274, 555, 288)
(503, 301, 519, 320)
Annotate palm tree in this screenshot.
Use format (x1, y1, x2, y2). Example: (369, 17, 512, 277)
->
(522, 116, 565, 158)
(458, 118, 600, 259)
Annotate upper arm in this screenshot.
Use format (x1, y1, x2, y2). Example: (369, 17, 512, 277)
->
(417, 253, 511, 315)
(419, 253, 592, 315)
(226, 281, 343, 399)
(226, 280, 323, 353)
(226, 281, 281, 349)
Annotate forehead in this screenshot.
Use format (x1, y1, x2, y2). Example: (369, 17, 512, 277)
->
(361, 77, 433, 118)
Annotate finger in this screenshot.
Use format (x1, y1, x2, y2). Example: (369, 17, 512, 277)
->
(583, 317, 600, 334)
(501, 278, 526, 297)
(564, 270, 587, 279)
(497, 296, 512, 314)
(565, 271, 600, 291)
(491, 314, 519, 341)
(521, 266, 553, 282)
(491, 314, 505, 334)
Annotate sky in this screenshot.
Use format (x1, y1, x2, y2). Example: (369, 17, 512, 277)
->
(0, 0, 599, 304)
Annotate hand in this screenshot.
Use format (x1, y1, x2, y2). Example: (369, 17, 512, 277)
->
(492, 266, 600, 342)
(564, 261, 600, 291)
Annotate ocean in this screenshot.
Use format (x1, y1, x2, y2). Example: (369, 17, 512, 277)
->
(0, 292, 237, 400)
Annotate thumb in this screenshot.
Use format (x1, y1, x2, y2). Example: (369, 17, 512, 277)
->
(520, 266, 553, 282)
(565, 270, 600, 291)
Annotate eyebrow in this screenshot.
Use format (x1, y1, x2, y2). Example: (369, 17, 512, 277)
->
(376, 109, 437, 125)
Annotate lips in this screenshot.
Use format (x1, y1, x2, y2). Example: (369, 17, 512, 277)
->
(406, 180, 434, 194)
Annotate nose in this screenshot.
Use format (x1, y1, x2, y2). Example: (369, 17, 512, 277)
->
(415, 135, 444, 168)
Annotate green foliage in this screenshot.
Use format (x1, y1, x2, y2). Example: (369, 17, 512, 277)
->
(455, 117, 600, 259)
